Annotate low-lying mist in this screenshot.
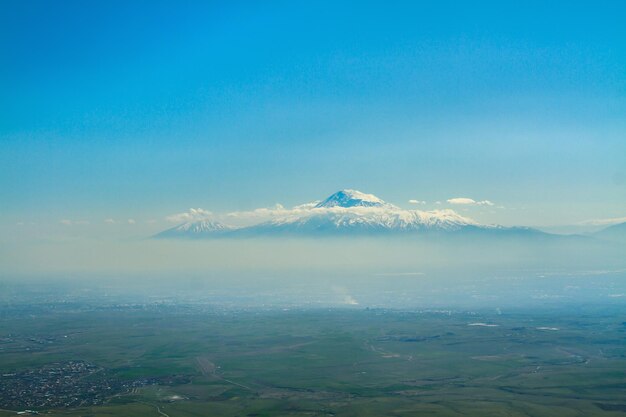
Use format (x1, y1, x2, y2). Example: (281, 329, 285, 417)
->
(2, 234, 624, 310)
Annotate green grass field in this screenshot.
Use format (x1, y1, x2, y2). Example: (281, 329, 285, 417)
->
(1, 305, 626, 416)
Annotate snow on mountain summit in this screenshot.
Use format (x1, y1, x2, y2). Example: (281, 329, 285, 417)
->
(156, 219, 233, 238)
(241, 190, 481, 235)
(315, 189, 396, 209)
(155, 189, 513, 238)
(259, 205, 478, 233)
(173, 219, 232, 233)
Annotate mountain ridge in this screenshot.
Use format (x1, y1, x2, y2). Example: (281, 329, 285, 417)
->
(154, 189, 550, 239)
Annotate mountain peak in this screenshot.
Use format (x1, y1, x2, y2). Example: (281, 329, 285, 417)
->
(315, 189, 393, 209)
(155, 219, 233, 238)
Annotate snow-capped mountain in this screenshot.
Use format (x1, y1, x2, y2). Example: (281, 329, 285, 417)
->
(315, 189, 397, 209)
(236, 189, 489, 235)
(243, 205, 480, 235)
(155, 189, 511, 238)
(155, 219, 233, 238)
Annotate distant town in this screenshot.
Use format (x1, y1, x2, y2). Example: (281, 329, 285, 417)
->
(0, 360, 175, 410)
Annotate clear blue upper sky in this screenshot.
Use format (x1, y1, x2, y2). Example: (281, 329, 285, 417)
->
(1, 0, 625, 229)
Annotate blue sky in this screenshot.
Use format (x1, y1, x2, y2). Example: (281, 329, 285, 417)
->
(1, 0, 625, 234)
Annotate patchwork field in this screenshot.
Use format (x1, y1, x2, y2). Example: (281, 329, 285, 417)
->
(1, 304, 626, 416)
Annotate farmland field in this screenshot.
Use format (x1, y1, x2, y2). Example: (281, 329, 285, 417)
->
(1, 300, 626, 416)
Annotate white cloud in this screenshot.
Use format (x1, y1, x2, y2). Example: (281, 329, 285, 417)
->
(226, 203, 289, 218)
(60, 219, 89, 226)
(225, 203, 477, 229)
(166, 208, 213, 223)
(166, 197, 479, 229)
(580, 216, 626, 226)
(447, 197, 494, 206)
(293, 201, 319, 210)
(105, 218, 137, 225)
(408, 199, 426, 205)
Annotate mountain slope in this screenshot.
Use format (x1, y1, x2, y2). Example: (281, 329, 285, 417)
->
(593, 222, 626, 243)
(239, 207, 481, 236)
(154, 189, 551, 239)
(315, 189, 396, 209)
(155, 219, 234, 239)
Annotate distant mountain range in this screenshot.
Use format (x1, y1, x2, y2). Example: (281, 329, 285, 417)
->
(155, 189, 560, 239)
(593, 221, 626, 243)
